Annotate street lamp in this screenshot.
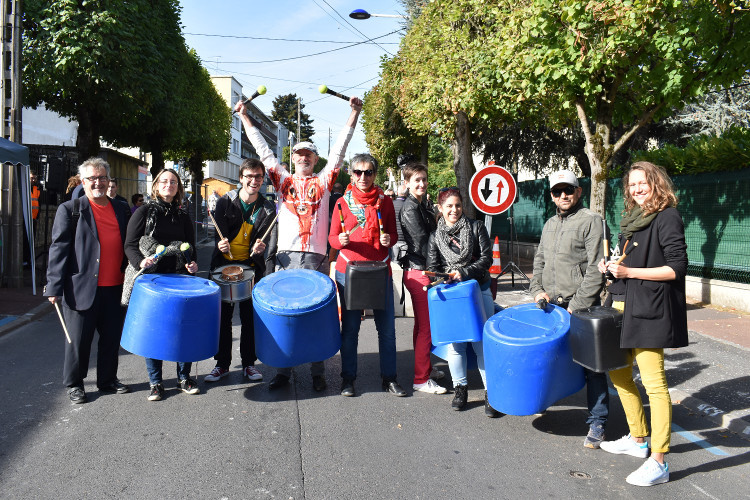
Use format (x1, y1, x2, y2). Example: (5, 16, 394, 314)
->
(349, 9, 405, 20)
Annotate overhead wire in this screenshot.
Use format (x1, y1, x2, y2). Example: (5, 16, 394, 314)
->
(183, 31, 399, 44)
(317, 0, 395, 56)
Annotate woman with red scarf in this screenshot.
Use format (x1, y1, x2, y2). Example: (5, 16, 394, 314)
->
(329, 153, 406, 398)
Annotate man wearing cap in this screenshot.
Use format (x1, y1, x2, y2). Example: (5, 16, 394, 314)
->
(235, 95, 362, 392)
(529, 169, 608, 449)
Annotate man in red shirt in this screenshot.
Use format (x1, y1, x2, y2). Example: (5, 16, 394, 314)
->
(45, 158, 131, 404)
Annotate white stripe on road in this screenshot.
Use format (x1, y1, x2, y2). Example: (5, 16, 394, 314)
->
(672, 423, 729, 456)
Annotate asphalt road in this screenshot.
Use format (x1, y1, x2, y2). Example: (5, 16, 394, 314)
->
(1, 241, 748, 499)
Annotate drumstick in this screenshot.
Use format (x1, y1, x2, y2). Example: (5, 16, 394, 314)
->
(208, 210, 233, 259)
(602, 219, 609, 258)
(258, 212, 279, 243)
(338, 203, 346, 233)
(377, 209, 384, 234)
(133, 245, 166, 281)
(53, 301, 72, 344)
(614, 241, 638, 265)
(423, 277, 446, 291)
(422, 270, 451, 279)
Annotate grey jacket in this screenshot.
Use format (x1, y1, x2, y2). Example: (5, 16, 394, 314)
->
(529, 201, 604, 312)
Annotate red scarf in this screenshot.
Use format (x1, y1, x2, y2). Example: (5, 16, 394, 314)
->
(345, 184, 383, 248)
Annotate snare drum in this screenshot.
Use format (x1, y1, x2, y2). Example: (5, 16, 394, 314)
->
(210, 263, 255, 303)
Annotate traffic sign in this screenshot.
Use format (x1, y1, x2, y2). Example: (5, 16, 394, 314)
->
(469, 165, 517, 215)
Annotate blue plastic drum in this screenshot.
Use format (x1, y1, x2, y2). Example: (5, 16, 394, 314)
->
(483, 303, 585, 416)
(121, 274, 221, 362)
(253, 269, 340, 368)
(427, 280, 486, 346)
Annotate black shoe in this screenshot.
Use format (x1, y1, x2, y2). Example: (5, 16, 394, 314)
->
(268, 374, 290, 390)
(179, 378, 200, 395)
(382, 380, 407, 397)
(484, 391, 500, 418)
(312, 375, 327, 392)
(148, 384, 165, 401)
(68, 386, 87, 404)
(99, 380, 131, 394)
(451, 385, 468, 410)
(340, 379, 355, 397)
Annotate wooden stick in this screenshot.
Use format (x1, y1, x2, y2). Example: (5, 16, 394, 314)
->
(423, 277, 446, 291)
(602, 219, 609, 258)
(258, 212, 279, 243)
(422, 270, 451, 279)
(208, 210, 233, 259)
(53, 302, 72, 344)
(614, 241, 638, 265)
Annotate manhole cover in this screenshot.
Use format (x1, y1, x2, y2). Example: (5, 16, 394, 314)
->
(570, 471, 591, 479)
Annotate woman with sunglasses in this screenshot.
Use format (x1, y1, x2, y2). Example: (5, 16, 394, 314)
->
(597, 162, 688, 486)
(329, 154, 406, 398)
(427, 187, 499, 416)
(124, 168, 199, 401)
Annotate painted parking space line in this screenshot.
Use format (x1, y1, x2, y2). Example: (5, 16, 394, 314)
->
(672, 423, 729, 456)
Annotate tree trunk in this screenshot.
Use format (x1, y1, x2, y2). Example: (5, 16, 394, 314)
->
(452, 111, 476, 219)
(75, 110, 101, 160)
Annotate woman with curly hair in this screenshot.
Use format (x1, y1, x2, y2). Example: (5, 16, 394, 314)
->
(598, 161, 688, 486)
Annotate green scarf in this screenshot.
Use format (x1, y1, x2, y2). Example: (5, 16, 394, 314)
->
(619, 205, 658, 240)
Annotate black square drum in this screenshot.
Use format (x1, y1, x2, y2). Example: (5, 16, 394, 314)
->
(570, 305, 629, 372)
(344, 261, 388, 310)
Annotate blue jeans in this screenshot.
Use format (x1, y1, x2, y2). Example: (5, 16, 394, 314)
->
(335, 270, 397, 382)
(145, 358, 192, 386)
(585, 368, 609, 428)
(446, 286, 496, 388)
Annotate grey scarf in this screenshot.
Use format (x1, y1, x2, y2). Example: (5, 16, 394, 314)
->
(435, 215, 472, 269)
(120, 236, 190, 305)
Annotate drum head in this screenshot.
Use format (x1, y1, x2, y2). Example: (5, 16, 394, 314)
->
(211, 263, 255, 283)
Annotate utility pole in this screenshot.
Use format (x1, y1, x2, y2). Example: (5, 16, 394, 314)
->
(297, 98, 301, 142)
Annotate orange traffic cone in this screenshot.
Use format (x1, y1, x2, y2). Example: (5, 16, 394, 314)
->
(489, 236, 502, 277)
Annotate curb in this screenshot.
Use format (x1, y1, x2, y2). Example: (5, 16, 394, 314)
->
(670, 387, 750, 443)
(0, 301, 53, 339)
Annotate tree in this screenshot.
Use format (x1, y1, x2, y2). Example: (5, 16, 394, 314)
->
(271, 94, 315, 141)
(490, 0, 750, 214)
(22, 0, 178, 159)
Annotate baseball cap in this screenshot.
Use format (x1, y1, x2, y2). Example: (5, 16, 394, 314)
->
(292, 142, 318, 155)
(548, 170, 579, 189)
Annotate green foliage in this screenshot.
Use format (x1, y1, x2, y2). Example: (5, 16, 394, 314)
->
(631, 125, 750, 175)
(271, 94, 315, 141)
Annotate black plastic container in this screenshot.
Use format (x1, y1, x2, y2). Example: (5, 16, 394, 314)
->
(569, 306, 629, 373)
(344, 261, 388, 310)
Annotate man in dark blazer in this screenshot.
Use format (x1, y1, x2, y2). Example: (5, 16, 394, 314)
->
(45, 157, 131, 404)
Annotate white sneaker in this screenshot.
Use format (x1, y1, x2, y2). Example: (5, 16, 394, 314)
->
(204, 366, 229, 382)
(243, 365, 263, 381)
(600, 434, 650, 459)
(430, 367, 445, 380)
(413, 379, 447, 394)
(626, 458, 669, 486)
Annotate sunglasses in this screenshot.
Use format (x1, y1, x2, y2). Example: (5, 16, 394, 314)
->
(550, 185, 577, 197)
(352, 169, 374, 177)
(439, 186, 459, 193)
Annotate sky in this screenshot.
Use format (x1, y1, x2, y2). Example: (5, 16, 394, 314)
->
(178, 0, 407, 159)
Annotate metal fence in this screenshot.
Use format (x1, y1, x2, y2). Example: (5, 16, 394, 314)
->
(489, 168, 750, 284)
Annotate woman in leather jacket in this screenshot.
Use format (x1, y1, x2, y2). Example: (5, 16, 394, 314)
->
(399, 163, 446, 395)
(427, 187, 498, 416)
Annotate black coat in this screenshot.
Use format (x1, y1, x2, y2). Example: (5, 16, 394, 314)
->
(45, 196, 129, 310)
(427, 218, 492, 286)
(210, 190, 277, 278)
(399, 194, 437, 270)
(609, 207, 688, 348)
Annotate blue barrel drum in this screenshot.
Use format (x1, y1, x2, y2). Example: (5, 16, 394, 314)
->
(428, 280, 487, 345)
(253, 269, 341, 368)
(483, 303, 585, 416)
(121, 274, 221, 362)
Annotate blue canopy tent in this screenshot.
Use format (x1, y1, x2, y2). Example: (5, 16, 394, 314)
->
(0, 137, 35, 292)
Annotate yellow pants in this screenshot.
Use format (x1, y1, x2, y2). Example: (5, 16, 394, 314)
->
(609, 301, 672, 453)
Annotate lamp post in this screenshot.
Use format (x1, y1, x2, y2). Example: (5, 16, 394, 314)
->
(349, 9, 406, 20)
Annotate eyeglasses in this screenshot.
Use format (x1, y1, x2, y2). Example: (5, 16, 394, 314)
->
(84, 175, 109, 183)
(351, 169, 374, 177)
(551, 185, 576, 197)
(242, 174, 264, 181)
(439, 186, 459, 193)
(158, 179, 178, 186)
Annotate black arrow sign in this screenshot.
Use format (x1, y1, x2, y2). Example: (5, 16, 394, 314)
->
(481, 178, 493, 201)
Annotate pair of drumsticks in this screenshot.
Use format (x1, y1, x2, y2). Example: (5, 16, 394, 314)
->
(208, 210, 278, 259)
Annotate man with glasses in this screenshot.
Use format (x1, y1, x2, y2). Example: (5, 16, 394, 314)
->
(45, 158, 131, 404)
(529, 169, 608, 448)
(204, 159, 277, 384)
(234, 95, 362, 392)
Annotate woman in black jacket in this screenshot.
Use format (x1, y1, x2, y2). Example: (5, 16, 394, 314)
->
(125, 168, 199, 401)
(598, 161, 688, 487)
(427, 187, 498, 416)
(400, 163, 446, 394)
